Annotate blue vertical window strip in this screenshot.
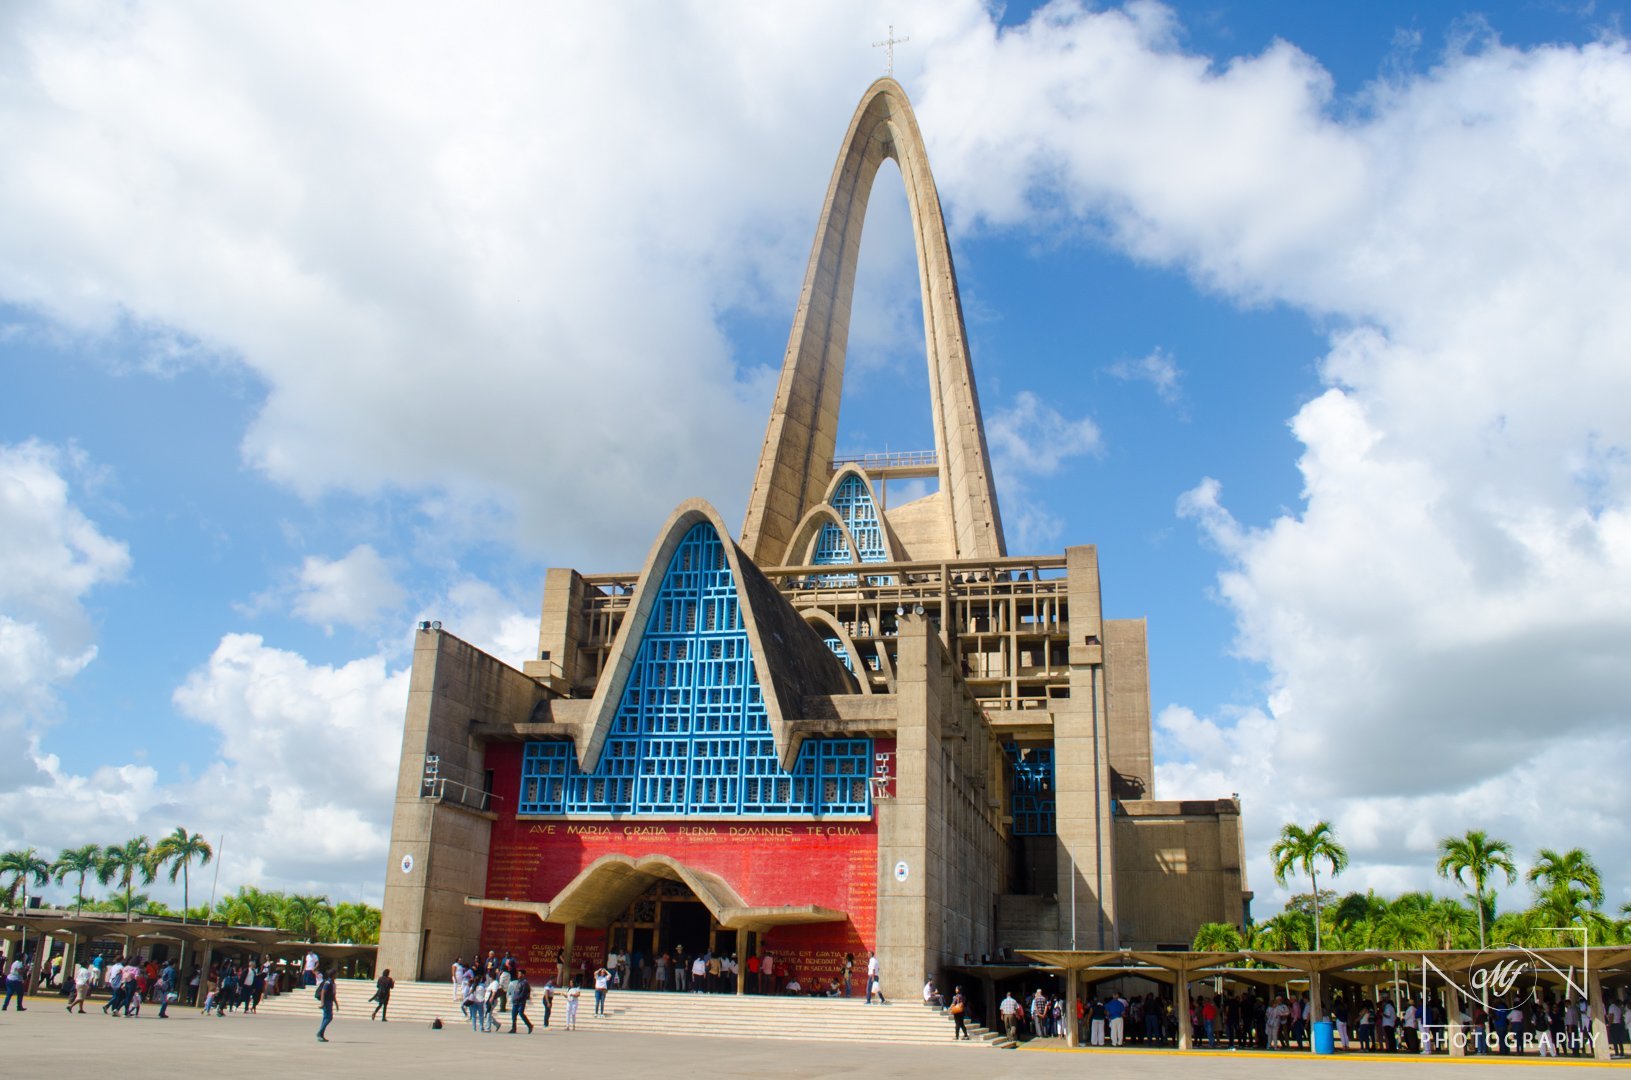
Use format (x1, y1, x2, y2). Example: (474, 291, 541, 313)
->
(519, 522, 871, 817)
(1006, 745, 1057, 835)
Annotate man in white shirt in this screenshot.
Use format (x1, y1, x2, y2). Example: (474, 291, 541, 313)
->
(303, 950, 319, 987)
(69, 962, 91, 1013)
(2, 957, 25, 1012)
(866, 952, 886, 1005)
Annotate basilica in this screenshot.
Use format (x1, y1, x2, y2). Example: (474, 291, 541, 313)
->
(378, 78, 1249, 999)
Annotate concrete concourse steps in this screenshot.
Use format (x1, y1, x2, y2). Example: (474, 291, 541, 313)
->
(255, 980, 1002, 1046)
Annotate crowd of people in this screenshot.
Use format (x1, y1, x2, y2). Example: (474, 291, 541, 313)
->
(987, 984, 1629, 1058)
(444, 945, 886, 1002)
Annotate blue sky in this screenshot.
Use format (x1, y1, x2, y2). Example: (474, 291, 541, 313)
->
(3, 0, 1629, 917)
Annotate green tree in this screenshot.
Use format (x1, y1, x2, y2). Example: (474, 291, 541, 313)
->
(1269, 821, 1349, 950)
(1250, 910, 1313, 951)
(1526, 848, 1604, 909)
(280, 893, 332, 942)
(51, 844, 103, 913)
(1422, 897, 1478, 950)
(97, 836, 156, 922)
(1191, 922, 1246, 952)
(101, 891, 154, 915)
(150, 827, 213, 924)
(1435, 829, 1517, 949)
(216, 885, 283, 927)
(1490, 908, 1546, 948)
(330, 901, 381, 945)
(0, 847, 51, 911)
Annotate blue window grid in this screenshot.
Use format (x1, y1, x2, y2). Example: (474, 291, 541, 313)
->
(829, 474, 889, 563)
(517, 523, 870, 817)
(1006, 745, 1056, 836)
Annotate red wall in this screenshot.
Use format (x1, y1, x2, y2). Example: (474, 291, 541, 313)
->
(480, 740, 891, 986)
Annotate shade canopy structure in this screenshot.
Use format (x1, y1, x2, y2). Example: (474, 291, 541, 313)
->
(1014, 946, 1631, 1057)
(0, 909, 376, 964)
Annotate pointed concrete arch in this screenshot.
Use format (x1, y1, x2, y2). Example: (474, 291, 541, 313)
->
(798, 608, 873, 695)
(780, 503, 855, 567)
(578, 499, 856, 772)
(740, 78, 1006, 565)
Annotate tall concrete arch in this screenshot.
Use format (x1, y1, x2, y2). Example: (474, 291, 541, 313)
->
(740, 78, 1006, 565)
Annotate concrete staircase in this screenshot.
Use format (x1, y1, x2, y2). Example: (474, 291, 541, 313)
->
(256, 980, 1007, 1047)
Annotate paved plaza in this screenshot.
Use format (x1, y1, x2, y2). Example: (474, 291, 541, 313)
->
(1, 1005, 1624, 1079)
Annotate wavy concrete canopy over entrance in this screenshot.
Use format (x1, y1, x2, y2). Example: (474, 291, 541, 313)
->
(466, 854, 846, 931)
(740, 77, 1006, 566)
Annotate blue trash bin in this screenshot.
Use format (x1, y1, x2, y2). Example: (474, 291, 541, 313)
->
(1313, 1020, 1336, 1055)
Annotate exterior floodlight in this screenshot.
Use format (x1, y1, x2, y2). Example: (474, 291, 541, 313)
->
(430, 621, 442, 630)
(912, 604, 925, 615)
(418, 621, 431, 631)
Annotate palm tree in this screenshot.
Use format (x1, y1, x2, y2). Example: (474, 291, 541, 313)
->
(1269, 821, 1349, 950)
(97, 836, 156, 922)
(102, 891, 153, 916)
(1435, 829, 1517, 949)
(1490, 908, 1547, 948)
(150, 828, 213, 924)
(330, 901, 382, 945)
(1191, 922, 1246, 952)
(1526, 848, 1604, 909)
(1250, 910, 1313, 951)
(216, 885, 282, 928)
(0, 847, 51, 911)
(1371, 905, 1430, 951)
(1423, 897, 1477, 950)
(280, 893, 332, 942)
(51, 844, 103, 913)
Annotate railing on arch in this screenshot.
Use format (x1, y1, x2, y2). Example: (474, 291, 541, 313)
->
(830, 450, 937, 472)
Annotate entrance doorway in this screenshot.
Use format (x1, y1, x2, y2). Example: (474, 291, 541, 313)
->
(661, 900, 710, 959)
(604, 879, 748, 991)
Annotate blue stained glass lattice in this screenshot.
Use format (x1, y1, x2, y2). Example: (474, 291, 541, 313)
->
(518, 522, 870, 817)
(1006, 745, 1056, 836)
(829, 473, 888, 563)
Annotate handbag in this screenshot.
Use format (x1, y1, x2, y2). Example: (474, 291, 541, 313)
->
(951, 1002, 965, 1015)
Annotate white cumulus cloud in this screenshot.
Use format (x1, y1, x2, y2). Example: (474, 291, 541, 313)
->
(291, 543, 406, 633)
(916, 5, 1631, 908)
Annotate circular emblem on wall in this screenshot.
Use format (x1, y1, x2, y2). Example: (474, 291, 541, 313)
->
(400, 853, 415, 875)
(893, 860, 909, 882)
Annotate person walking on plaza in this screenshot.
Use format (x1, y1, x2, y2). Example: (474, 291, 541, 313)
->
(865, 952, 886, 1004)
(593, 964, 611, 1016)
(3, 955, 26, 1011)
(1001, 991, 1020, 1040)
(68, 961, 90, 1013)
(950, 986, 970, 1041)
(540, 976, 554, 1027)
(565, 979, 581, 1030)
(510, 970, 533, 1033)
(371, 969, 394, 1021)
(315, 968, 337, 1042)
(157, 960, 176, 1019)
(469, 972, 490, 1032)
